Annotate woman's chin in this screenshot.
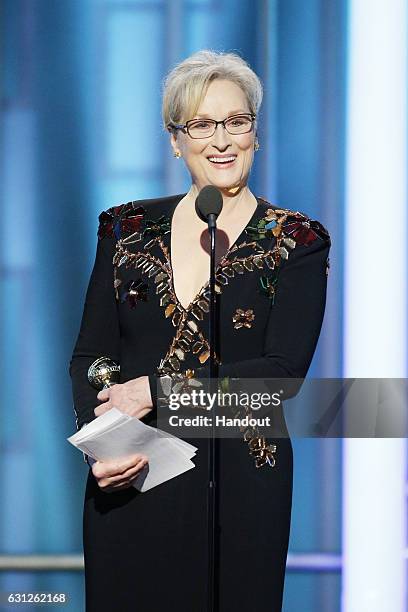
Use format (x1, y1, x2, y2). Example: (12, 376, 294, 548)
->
(206, 175, 244, 193)
(194, 174, 246, 194)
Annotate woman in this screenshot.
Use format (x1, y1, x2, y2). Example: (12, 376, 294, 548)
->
(70, 50, 331, 611)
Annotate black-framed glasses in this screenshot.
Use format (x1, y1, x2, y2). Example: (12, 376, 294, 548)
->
(168, 113, 256, 139)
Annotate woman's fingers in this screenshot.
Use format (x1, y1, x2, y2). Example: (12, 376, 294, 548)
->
(94, 401, 112, 416)
(103, 462, 148, 492)
(99, 470, 146, 493)
(93, 454, 148, 492)
(97, 388, 110, 401)
(103, 457, 147, 484)
(93, 454, 147, 478)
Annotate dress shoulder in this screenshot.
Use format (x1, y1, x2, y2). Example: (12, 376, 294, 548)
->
(97, 193, 185, 241)
(256, 196, 331, 248)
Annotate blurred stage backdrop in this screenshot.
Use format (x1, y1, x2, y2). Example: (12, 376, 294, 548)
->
(0, 1, 406, 611)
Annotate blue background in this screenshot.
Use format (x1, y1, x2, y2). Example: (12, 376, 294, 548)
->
(0, 1, 346, 609)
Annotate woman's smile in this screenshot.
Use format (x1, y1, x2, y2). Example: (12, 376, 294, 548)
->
(207, 154, 238, 168)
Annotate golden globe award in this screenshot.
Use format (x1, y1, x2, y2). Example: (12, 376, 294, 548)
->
(87, 356, 120, 390)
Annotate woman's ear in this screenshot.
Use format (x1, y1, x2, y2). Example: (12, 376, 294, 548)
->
(169, 130, 181, 158)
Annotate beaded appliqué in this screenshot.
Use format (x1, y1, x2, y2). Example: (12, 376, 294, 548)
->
(232, 308, 255, 329)
(120, 279, 149, 308)
(259, 273, 279, 302)
(98, 202, 145, 241)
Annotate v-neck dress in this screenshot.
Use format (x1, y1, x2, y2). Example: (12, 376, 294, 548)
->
(70, 192, 331, 612)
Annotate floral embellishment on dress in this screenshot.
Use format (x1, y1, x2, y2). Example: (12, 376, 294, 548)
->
(245, 209, 280, 241)
(259, 274, 279, 303)
(98, 203, 145, 240)
(326, 256, 330, 276)
(120, 206, 145, 239)
(282, 219, 318, 247)
(113, 271, 122, 300)
(232, 308, 255, 329)
(244, 207, 300, 242)
(159, 368, 203, 396)
(120, 279, 149, 308)
(142, 215, 171, 239)
(264, 208, 282, 236)
(98, 208, 121, 240)
(245, 433, 277, 468)
(282, 216, 330, 247)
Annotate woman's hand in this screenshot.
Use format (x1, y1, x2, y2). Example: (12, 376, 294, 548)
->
(92, 454, 148, 493)
(94, 375, 153, 419)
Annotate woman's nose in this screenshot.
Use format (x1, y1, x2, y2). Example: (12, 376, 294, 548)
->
(211, 123, 231, 148)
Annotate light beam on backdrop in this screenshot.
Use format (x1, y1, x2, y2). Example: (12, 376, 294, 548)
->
(343, 0, 407, 610)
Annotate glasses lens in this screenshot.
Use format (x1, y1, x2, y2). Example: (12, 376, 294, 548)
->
(187, 120, 216, 138)
(225, 115, 253, 134)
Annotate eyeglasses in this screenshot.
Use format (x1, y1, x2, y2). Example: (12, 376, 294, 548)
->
(168, 113, 256, 139)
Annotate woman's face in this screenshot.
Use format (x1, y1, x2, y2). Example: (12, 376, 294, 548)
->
(170, 79, 256, 194)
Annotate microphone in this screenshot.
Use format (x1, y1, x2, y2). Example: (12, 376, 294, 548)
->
(195, 185, 223, 229)
(195, 184, 223, 612)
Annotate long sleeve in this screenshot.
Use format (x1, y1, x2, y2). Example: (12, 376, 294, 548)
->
(216, 232, 330, 380)
(69, 234, 120, 430)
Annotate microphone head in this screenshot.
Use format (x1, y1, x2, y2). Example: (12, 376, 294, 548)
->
(195, 185, 223, 222)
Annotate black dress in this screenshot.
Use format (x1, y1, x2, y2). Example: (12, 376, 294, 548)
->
(69, 192, 330, 612)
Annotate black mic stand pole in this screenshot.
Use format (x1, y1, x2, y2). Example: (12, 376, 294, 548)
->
(207, 212, 219, 612)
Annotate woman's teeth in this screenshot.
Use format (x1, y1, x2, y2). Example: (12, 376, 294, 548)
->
(208, 156, 237, 164)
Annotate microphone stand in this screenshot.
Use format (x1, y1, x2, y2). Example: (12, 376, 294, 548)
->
(207, 212, 219, 612)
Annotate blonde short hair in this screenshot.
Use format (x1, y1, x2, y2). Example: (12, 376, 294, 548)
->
(162, 49, 263, 129)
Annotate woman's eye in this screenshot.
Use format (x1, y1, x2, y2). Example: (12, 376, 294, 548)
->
(229, 118, 246, 126)
(193, 121, 212, 129)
